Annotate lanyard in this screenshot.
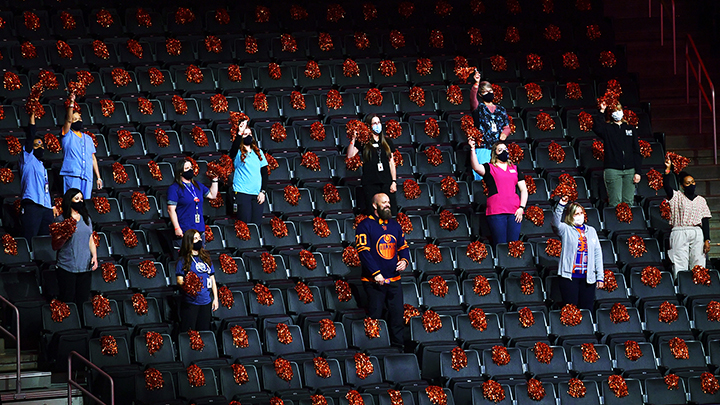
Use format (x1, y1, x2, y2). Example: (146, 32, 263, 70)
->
(184, 183, 201, 223)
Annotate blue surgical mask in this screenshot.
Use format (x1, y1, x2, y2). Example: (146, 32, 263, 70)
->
(372, 123, 382, 134)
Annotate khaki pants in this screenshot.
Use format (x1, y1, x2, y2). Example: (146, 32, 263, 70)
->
(668, 226, 705, 276)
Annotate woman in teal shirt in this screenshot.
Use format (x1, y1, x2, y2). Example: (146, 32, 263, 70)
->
(229, 116, 268, 225)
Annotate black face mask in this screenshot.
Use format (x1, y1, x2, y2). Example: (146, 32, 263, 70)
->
(497, 150, 510, 162)
(243, 135, 253, 145)
(482, 92, 495, 102)
(71, 201, 84, 212)
(193, 240, 203, 251)
(684, 184, 696, 197)
(70, 121, 83, 131)
(33, 148, 44, 160)
(182, 170, 194, 180)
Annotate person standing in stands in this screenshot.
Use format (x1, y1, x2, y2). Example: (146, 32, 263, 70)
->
(469, 71, 511, 180)
(468, 139, 528, 246)
(59, 93, 102, 199)
(168, 158, 219, 247)
(663, 158, 712, 276)
(19, 113, 56, 240)
(552, 196, 604, 310)
(346, 114, 398, 215)
(176, 229, 218, 332)
(593, 101, 642, 207)
(52, 188, 98, 309)
(356, 193, 410, 347)
(229, 115, 268, 225)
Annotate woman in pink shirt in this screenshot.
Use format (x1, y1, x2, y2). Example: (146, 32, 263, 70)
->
(468, 140, 528, 246)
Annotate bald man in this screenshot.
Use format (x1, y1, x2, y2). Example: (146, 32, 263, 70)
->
(355, 193, 411, 346)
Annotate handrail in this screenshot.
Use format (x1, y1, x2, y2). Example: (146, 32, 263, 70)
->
(649, 0, 677, 74)
(685, 34, 718, 164)
(0, 294, 22, 399)
(68, 351, 114, 405)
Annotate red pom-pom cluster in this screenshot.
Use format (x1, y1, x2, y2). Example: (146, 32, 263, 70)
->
(131, 191, 150, 214)
(253, 283, 274, 306)
(440, 176, 459, 198)
(527, 53, 543, 71)
(451, 347, 467, 370)
(568, 378, 587, 397)
(165, 38, 181, 56)
(615, 202, 633, 223)
(426, 385, 448, 405)
(466, 241, 488, 264)
(491, 345, 511, 366)
(171, 95, 187, 115)
(96, 10, 114, 28)
(639, 139, 652, 158)
(183, 271, 203, 298)
(276, 323, 293, 345)
(61, 11, 77, 30)
(702, 372, 720, 394)
(424, 244, 443, 264)
(127, 39, 143, 59)
(102, 262, 117, 283)
(227, 65, 242, 82)
(261, 252, 277, 274)
(1, 233, 16, 256)
(422, 309, 443, 333)
(625, 109, 640, 127)
(354, 352, 374, 379)
(342, 246, 361, 268)
(295, 281, 314, 304)
(299, 250, 317, 271)
(301, 152, 321, 171)
(425, 146, 443, 167)
(403, 179, 422, 200)
(461, 115, 483, 145)
(326, 89, 343, 110)
(252, 93, 268, 112)
(599, 51, 616, 68)
(289, 91, 306, 110)
(397, 212, 413, 234)
(313, 217, 332, 238)
(117, 129, 134, 149)
(627, 235, 647, 258)
(138, 260, 156, 278)
(659, 301, 678, 324)
(581, 343, 599, 363)
(310, 121, 326, 141)
(336, 279, 353, 302)
(390, 30, 406, 49)
(469, 307, 488, 330)
(508, 240, 526, 258)
(707, 301, 720, 322)
(547, 141, 565, 163)
(50, 299, 71, 323)
(610, 303, 630, 323)
(343, 59, 360, 77)
(625, 340, 643, 361)
(404, 304, 421, 325)
(100, 335, 118, 356)
(233, 220, 251, 241)
(524, 206, 544, 227)
(519, 307, 535, 327)
(57, 40, 73, 59)
(3, 72, 22, 91)
(319, 319, 337, 340)
(608, 375, 628, 398)
(545, 238, 562, 258)
(429, 276, 449, 297)
(640, 266, 662, 288)
(483, 380, 505, 402)
(313, 357, 331, 379)
(111, 68, 132, 87)
(145, 331, 163, 355)
(218, 286, 233, 309)
(393, 150, 404, 167)
(408, 86, 426, 107)
(527, 378, 546, 400)
(693, 265, 712, 286)
(364, 317, 381, 339)
(665, 373, 680, 390)
(416, 58, 433, 76)
(219, 254, 238, 274)
(49, 217, 77, 250)
(666, 152, 689, 174)
(544, 24, 561, 41)
(446, 84, 463, 105)
(439, 210, 459, 231)
(283, 185, 301, 207)
(92, 294, 112, 319)
(144, 368, 163, 391)
(525, 83, 543, 104)
(604, 270, 618, 292)
(346, 119, 371, 145)
(425, 117, 440, 138)
(504, 26, 520, 43)
(354, 32, 370, 50)
(230, 325, 249, 348)
(268, 63, 282, 80)
(187, 364, 205, 387)
(563, 52, 580, 70)
(429, 29, 444, 48)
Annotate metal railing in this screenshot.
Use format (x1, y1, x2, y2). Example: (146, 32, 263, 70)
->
(0, 294, 22, 399)
(685, 35, 718, 164)
(649, 0, 677, 74)
(68, 351, 114, 405)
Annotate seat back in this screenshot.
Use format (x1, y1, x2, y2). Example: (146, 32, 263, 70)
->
(351, 318, 392, 350)
(134, 333, 176, 365)
(178, 331, 219, 366)
(383, 353, 422, 383)
(178, 367, 218, 400)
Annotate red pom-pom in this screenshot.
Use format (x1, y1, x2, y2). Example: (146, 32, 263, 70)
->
(364, 317, 381, 339)
(638, 139, 652, 158)
(446, 85, 463, 105)
(467, 242, 488, 264)
(425, 117, 440, 138)
(49, 217, 77, 250)
(409, 86, 426, 107)
(429, 29, 444, 48)
(624, 340, 643, 361)
(692, 265, 712, 286)
(524, 206, 545, 226)
(175, 7, 195, 25)
(429, 275, 449, 297)
(283, 185, 301, 207)
(610, 303, 630, 323)
(144, 368, 163, 391)
(126, 39, 143, 59)
(625, 109, 640, 127)
(439, 210, 458, 231)
(603, 270, 618, 292)
(343, 58, 360, 77)
(276, 323, 293, 345)
(422, 309, 443, 333)
(268, 63, 282, 80)
(252, 93, 268, 112)
(424, 243, 443, 263)
(57, 40, 73, 59)
(101, 262, 117, 283)
(92, 294, 112, 319)
(551, 174, 578, 201)
(491, 345, 511, 365)
(96, 9, 114, 28)
(137, 97, 154, 115)
(261, 252, 277, 274)
(508, 240, 525, 258)
(580, 343, 599, 363)
(145, 331, 163, 355)
(599, 51, 616, 68)
(3, 72, 22, 91)
(111, 68, 132, 87)
(396, 212, 413, 234)
(544, 24, 561, 41)
(568, 378, 587, 397)
(563, 52, 580, 70)
(608, 375, 628, 398)
(665, 374, 680, 390)
(615, 202, 633, 223)
(318, 319, 336, 340)
(469, 307, 488, 330)
(342, 247, 361, 268)
(322, 184, 341, 204)
(404, 304, 421, 325)
(506, 143, 523, 164)
(354, 32, 370, 50)
(525, 83, 543, 104)
(163, 38, 181, 56)
(426, 385, 448, 405)
(527, 53, 543, 71)
(490, 55, 507, 72)
(659, 301, 679, 324)
(702, 373, 720, 394)
(504, 26, 520, 43)
(483, 380, 505, 402)
(117, 129, 134, 149)
(425, 146, 443, 167)
(450, 347, 467, 371)
(326, 89, 343, 109)
(546, 238, 562, 258)
(666, 152, 689, 173)
(386, 120, 402, 139)
(366, 88, 383, 106)
(50, 299, 71, 323)
(354, 352, 374, 379)
(440, 176, 459, 198)
(131, 192, 150, 214)
(298, 250, 317, 271)
(253, 283, 274, 306)
(627, 235, 647, 258)
(326, 4, 346, 22)
(60, 11, 77, 30)
(186, 364, 205, 388)
(519, 306, 535, 327)
(398, 1, 415, 17)
(660, 200, 671, 220)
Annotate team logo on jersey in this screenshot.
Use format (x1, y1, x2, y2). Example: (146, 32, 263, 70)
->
(376, 234, 397, 260)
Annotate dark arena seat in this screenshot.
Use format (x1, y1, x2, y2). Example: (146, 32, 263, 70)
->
(0, 2, 715, 405)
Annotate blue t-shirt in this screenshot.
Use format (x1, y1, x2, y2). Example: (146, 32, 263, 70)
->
(59, 129, 96, 180)
(232, 149, 267, 195)
(176, 256, 214, 305)
(19, 149, 52, 209)
(167, 181, 210, 234)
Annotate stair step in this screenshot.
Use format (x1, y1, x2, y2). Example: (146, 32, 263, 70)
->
(0, 351, 38, 365)
(2, 386, 82, 404)
(0, 371, 51, 391)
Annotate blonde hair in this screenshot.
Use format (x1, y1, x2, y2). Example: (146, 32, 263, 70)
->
(563, 202, 586, 226)
(489, 141, 506, 165)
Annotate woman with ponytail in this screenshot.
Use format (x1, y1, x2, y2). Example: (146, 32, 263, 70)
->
(229, 114, 268, 225)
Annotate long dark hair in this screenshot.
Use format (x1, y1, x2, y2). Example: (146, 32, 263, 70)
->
(179, 229, 211, 274)
(62, 188, 90, 225)
(239, 126, 263, 163)
(173, 158, 199, 195)
(361, 114, 391, 163)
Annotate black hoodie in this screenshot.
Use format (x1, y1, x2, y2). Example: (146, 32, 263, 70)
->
(592, 113, 642, 174)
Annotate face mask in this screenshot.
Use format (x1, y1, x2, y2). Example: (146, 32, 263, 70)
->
(71, 121, 83, 131)
(372, 123, 382, 134)
(193, 240, 203, 251)
(182, 170, 194, 180)
(573, 215, 584, 226)
(683, 184, 696, 196)
(482, 92, 495, 102)
(611, 111, 624, 122)
(243, 135, 253, 145)
(33, 148, 44, 159)
(497, 150, 509, 162)
(71, 201, 84, 212)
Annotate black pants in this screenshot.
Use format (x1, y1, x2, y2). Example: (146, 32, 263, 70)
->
(559, 277, 596, 310)
(234, 192, 264, 226)
(363, 281, 404, 346)
(362, 183, 397, 216)
(179, 301, 212, 332)
(56, 267, 92, 311)
(22, 201, 53, 241)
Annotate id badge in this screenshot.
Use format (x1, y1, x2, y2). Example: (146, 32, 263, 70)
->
(377, 162, 384, 172)
(491, 121, 497, 133)
(195, 213, 201, 223)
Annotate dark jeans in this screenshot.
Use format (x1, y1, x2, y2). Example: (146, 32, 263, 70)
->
(362, 183, 398, 216)
(486, 213, 522, 246)
(179, 301, 212, 332)
(363, 281, 404, 346)
(234, 192, 264, 225)
(22, 201, 53, 241)
(559, 276, 596, 310)
(56, 267, 92, 311)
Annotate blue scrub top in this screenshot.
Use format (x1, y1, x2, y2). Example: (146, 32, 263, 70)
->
(19, 149, 52, 208)
(232, 149, 267, 195)
(59, 129, 96, 181)
(167, 181, 210, 234)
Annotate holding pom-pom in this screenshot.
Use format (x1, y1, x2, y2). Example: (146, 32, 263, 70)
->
(176, 229, 219, 332)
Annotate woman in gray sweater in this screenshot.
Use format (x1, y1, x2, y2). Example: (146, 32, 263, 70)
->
(551, 196, 604, 309)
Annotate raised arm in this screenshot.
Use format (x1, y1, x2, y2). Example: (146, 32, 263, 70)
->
(62, 94, 76, 135)
(346, 134, 359, 158)
(24, 113, 37, 153)
(467, 138, 486, 176)
(469, 70, 481, 112)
